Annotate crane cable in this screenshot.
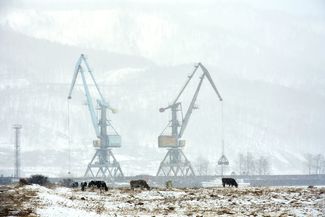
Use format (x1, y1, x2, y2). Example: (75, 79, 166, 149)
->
(67, 99, 71, 175)
(221, 101, 225, 155)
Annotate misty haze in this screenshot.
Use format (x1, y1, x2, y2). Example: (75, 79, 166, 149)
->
(0, 0, 324, 216)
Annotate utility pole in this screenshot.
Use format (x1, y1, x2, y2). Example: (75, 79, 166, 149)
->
(13, 124, 22, 179)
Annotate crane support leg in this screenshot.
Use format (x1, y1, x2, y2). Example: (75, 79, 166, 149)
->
(84, 148, 124, 180)
(156, 148, 195, 176)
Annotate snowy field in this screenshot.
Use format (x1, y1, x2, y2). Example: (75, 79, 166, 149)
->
(1, 184, 325, 216)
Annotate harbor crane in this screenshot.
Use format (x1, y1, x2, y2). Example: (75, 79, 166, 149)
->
(68, 54, 124, 179)
(157, 63, 223, 176)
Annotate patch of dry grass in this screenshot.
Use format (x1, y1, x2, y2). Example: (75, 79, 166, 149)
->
(0, 184, 38, 216)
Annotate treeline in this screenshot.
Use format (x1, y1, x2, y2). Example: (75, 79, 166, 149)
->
(237, 152, 270, 175)
(194, 153, 271, 176)
(305, 154, 325, 175)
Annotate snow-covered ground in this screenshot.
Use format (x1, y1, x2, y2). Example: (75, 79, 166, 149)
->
(17, 185, 325, 216)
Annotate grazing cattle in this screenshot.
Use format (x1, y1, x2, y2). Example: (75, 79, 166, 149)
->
(222, 178, 238, 188)
(88, 180, 108, 191)
(19, 178, 29, 185)
(81, 182, 87, 191)
(100, 181, 108, 191)
(88, 180, 96, 188)
(71, 182, 79, 188)
(130, 180, 150, 190)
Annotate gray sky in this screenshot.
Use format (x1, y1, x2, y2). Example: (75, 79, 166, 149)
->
(1, 0, 324, 65)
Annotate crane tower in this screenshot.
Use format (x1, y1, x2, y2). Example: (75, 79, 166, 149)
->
(68, 54, 123, 179)
(157, 63, 223, 176)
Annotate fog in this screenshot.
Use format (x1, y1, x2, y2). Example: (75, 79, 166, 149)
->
(0, 0, 324, 177)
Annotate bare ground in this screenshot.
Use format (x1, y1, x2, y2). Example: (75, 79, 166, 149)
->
(0, 184, 38, 216)
(1, 185, 325, 216)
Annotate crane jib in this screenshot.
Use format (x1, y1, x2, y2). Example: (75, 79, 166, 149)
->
(158, 62, 223, 148)
(67, 54, 121, 148)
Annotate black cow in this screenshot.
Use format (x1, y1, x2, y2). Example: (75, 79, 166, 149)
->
(88, 180, 96, 188)
(19, 178, 29, 185)
(71, 182, 79, 188)
(100, 181, 108, 191)
(222, 178, 238, 188)
(130, 180, 150, 190)
(88, 180, 108, 191)
(81, 182, 87, 191)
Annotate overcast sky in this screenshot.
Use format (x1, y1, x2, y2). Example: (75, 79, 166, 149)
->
(1, 0, 324, 65)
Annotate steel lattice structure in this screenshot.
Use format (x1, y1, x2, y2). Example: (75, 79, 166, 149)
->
(157, 63, 223, 176)
(68, 54, 123, 179)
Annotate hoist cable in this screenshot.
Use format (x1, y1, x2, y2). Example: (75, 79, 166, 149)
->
(221, 101, 225, 155)
(67, 99, 71, 175)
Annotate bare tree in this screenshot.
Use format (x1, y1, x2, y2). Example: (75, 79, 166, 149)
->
(320, 155, 324, 174)
(305, 153, 313, 175)
(256, 156, 270, 175)
(237, 152, 271, 175)
(238, 153, 245, 175)
(314, 154, 324, 174)
(304, 153, 325, 175)
(246, 152, 256, 175)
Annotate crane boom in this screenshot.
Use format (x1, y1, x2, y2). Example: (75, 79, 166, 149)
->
(198, 63, 223, 101)
(179, 73, 205, 138)
(79, 65, 100, 137)
(68, 54, 115, 111)
(67, 54, 117, 139)
(67, 56, 82, 100)
(178, 63, 223, 138)
(82, 56, 112, 109)
(172, 64, 199, 105)
(158, 62, 223, 146)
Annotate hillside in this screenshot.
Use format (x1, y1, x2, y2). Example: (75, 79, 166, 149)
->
(0, 2, 324, 176)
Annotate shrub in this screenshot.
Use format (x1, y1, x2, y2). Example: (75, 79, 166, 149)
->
(165, 180, 173, 189)
(28, 175, 49, 186)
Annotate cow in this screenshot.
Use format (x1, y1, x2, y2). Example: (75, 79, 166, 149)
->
(222, 178, 238, 188)
(100, 181, 108, 191)
(88, 180, 108, 191)
(71, 182, 79, 188)
(19, 178, 29, 185)
(81, 182, 87, 191)
(130, 179, 150, 190)
(88, 180, 96, 188)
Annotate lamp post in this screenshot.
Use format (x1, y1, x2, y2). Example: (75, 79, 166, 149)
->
(13, 124, 22, 179)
